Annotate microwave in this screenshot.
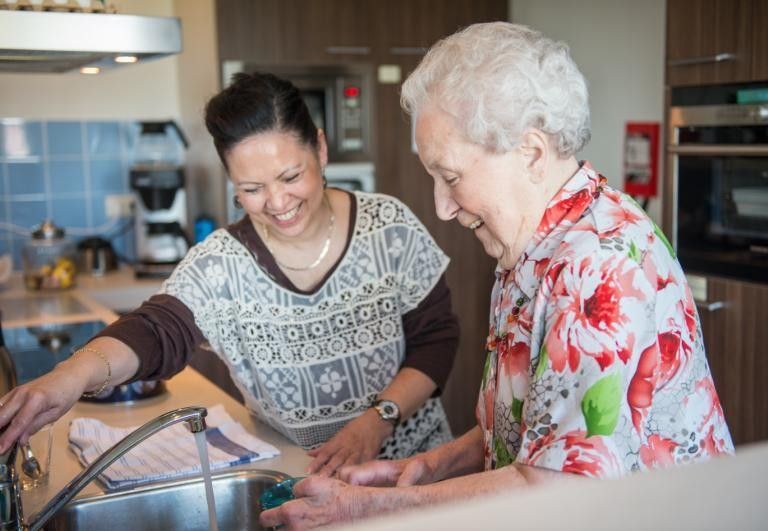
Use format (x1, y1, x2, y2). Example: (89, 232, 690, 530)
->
(665, 91, 768, 284)
(221, 61, 375, 163)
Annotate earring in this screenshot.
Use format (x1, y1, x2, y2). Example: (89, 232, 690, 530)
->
(232, 195, 243, 209)
(322, 174, 328, 189)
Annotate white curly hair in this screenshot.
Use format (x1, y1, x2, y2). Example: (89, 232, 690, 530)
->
(401, 21, 591, 157)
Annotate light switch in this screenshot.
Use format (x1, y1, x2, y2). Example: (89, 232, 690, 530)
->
(378, 64, 401, 84)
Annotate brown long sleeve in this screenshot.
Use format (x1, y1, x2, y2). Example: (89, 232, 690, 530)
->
(93, 294, 204, 382)
(401, 274, 460, 393)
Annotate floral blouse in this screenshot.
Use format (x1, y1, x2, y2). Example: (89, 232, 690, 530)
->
(477, 162, 734, 477)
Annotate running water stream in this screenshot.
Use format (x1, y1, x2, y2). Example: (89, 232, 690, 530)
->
(194, 431, 219, 531)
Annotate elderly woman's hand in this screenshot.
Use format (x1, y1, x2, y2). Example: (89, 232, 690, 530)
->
(258, 475, 373, 530)
(306, 408, 392, 476)
(338, 453, 437, 487)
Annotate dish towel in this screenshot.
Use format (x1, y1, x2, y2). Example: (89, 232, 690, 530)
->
(68, 404, 280, 490)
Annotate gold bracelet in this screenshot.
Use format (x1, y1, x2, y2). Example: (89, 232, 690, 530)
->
(74, 347, 112, 398)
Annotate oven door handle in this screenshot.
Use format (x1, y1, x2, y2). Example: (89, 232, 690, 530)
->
(668, 52, 737, 67)
(695, 299, 727, 312)
(668, 145, 768, 156)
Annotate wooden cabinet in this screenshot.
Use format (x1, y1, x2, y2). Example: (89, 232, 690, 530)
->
(213, 0, 507, 435)
(665, 0, 765, 86)
(752, 0, 768, 81)
(696, 275, 768, 446)
(217, 0, 374, 65)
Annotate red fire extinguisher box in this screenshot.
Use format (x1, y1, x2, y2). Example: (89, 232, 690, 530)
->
(623, 122, 660, 198)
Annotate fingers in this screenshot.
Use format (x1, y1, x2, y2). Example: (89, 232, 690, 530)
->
(258, 505, 285, 529)
(396, 461, 425, 487)
(306, 447, 332, 475)
(317, 448, 355, 477)
(0, 390, 50, 451)
(338, 459, 401, 486)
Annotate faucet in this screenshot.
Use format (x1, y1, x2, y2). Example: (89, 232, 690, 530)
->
(0, 406, 207, 531)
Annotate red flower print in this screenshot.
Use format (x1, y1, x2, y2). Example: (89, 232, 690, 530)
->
(628, 343, 659, 432)
(546, 257, 644, 373)
(639, 434, 678, 468)
(584, 276, 621, 331)
(693, 377, 726, 432)
(596, 199, 645, 238)
(543, 430, 623, 478)
(499, 337, 530, 379)
(538, 189, 594, 236)
(699, 424, 731, 456)
(533, 257, 551, 279)
(681, 287, 699, 337)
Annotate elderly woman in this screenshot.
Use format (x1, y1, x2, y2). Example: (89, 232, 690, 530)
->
(0, 72, 459, 475)
(259, 21, 734, 529)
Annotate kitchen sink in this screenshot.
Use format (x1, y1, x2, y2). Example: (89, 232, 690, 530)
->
(43, 469, 289, 531)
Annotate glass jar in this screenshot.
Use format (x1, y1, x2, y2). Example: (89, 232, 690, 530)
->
(22, 220, 78, 291)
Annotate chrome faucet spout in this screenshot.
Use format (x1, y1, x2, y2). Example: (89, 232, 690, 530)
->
(20, 406, 208, 531)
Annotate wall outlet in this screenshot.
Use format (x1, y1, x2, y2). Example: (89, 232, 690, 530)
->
(105, 194, 134, 218)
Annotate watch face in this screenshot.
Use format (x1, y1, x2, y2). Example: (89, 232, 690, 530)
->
(375, 400, 400, 422)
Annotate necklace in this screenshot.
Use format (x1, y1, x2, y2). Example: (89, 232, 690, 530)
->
(262, 195, 335, 271)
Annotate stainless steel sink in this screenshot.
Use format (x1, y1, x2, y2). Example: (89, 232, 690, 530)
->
(43, 469, 289, 531)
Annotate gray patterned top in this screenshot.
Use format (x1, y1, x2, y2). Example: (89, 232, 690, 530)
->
(159, 192, 453, 454)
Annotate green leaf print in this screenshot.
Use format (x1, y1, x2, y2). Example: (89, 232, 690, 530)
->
(481, 351, 493, 388)
(581, 373, 623, 438)
(652, 222, 676, 259)
(534, 345, 549, 380)
(493, 435, 514, 468)
(628, 241, 642, 264)
(511, 398, 524, 423)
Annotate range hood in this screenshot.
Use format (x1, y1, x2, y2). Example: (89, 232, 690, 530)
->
(0, 10, 182, 73)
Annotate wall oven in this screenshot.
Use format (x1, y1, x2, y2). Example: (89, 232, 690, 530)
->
(666, 100, 768, 284)
(221, 62, 376, 223)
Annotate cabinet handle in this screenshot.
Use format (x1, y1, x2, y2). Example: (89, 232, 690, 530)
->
(668, 52, 737, 67)
(695, 300, 726, 312)
(389, 46, 427, 55)
(325, 46, 370, 55)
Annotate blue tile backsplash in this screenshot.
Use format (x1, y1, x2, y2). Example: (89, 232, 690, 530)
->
(0, 119, 136, 270)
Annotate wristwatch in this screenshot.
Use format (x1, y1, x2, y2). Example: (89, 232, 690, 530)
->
(373, 399, 401, 426)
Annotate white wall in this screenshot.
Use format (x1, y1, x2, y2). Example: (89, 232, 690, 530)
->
(510, 0, 666, 222)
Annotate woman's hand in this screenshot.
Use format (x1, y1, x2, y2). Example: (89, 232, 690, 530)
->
(306, 408, 392, 476)
(0, 362, 86, 453)
(258, 475, 375, 530)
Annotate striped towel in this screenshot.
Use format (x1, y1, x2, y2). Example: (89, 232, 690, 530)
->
(68, 404, 280, 490)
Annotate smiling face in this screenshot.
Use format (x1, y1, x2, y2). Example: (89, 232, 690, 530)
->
(226, 129, 329, 241)
(415, 104, 550, 269)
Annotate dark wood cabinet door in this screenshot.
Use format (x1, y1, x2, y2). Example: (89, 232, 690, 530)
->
(666, 0, 753, 86)
(751, 0, 768, 81)
(699, 276, 768, 446)
(275, 0, 375, 64)
(216, 0, 282, 64)
(373, 0, 506, 61)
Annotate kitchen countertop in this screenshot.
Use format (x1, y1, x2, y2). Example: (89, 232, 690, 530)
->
(0, 267, 163, 328)
(1, 269, 311, 522)
(21, 367, 312, 520)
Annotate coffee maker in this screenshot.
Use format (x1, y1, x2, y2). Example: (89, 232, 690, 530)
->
(130, 121, 190, 278)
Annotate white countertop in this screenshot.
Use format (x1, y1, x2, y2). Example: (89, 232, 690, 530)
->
(0, 267, 162, 328)
(337, 442, 768, 530)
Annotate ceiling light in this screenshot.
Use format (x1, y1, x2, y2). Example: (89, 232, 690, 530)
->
(80, 66, 100, 74)
(114, 55, 138, 64)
